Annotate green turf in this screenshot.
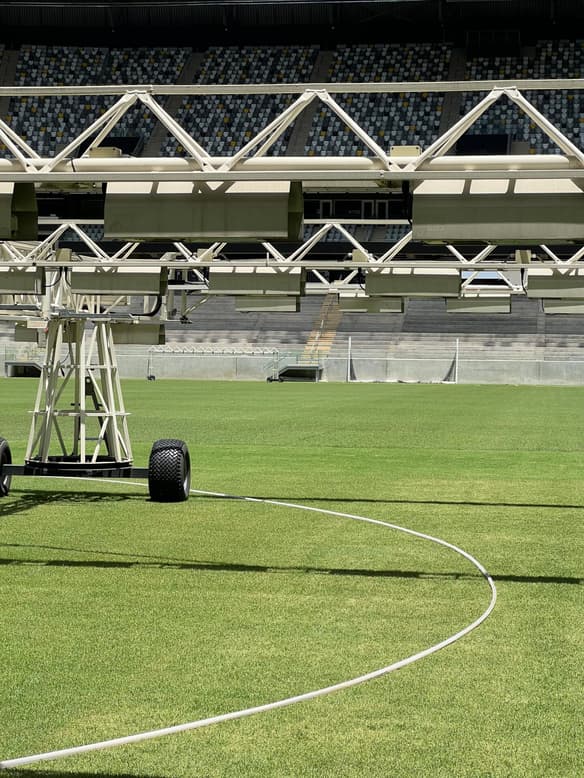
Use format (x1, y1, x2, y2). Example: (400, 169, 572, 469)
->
(0, 379, 582, 777)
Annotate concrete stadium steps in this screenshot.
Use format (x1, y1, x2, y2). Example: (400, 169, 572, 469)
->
(164, 295, 322, 351)
(539, 335, 584, 361)
(301, 293, 343, 363)
(329, 297, 584, 361)
(330, 331, 584, 361)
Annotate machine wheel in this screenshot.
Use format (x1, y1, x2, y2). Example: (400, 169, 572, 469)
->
(0, 437, 12, 497)
(148, 439, 191, 502)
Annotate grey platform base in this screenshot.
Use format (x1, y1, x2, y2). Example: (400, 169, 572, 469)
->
(268, 364, 323, 382)
(5, 361, 42, 377)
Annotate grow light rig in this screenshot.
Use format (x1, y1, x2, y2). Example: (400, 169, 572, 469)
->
(2, 78, 584, 500)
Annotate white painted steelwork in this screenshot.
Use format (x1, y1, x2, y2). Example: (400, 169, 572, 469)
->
(25, 318, 132, 467)
(0, 81, 583, 314)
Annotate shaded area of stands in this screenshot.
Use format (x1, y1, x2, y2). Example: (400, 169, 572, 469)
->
(162, 45, 319, 157)
(461, 40, 584, 153)
(305, 43, 452, 156)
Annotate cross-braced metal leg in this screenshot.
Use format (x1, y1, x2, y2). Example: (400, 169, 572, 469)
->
(25, 316, 133, 475)
(0, 314, 191, 500)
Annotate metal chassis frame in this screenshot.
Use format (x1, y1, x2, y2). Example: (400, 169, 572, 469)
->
(0, 81, 583, 286)
(1, 78, 584, 482)
(12, 315, 140, 480)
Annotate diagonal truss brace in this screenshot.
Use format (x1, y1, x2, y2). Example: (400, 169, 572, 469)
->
(40, 91, 215, 174)
(26, 318, 132, 466)
(407, 86, 584, 172)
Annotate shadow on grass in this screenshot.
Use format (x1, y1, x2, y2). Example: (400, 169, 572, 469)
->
(0, 487, 144, 520)
(6, 772, 167, 778)
(1, 490, 581, 586)
(4, 486, 583, 519)
(0, 542, 580, 585)
(232, 494, 584, 511)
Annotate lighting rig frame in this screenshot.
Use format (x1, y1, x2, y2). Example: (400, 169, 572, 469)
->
(2, 77, 584, 497)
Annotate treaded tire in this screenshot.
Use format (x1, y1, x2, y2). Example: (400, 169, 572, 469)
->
(148, 439, 191, 503)
(0, 437, 12, 497)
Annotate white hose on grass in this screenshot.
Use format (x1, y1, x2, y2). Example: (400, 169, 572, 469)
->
(0, 483, 497, 770)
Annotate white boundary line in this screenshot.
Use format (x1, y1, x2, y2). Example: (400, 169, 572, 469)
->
(0, 481, 497, 770)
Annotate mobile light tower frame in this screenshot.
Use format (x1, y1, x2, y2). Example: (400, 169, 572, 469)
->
(0, 258, 191, 502)
(2, 78, 584, 498)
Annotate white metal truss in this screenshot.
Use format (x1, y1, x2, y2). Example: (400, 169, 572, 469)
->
(4, 224, 584, 323)
(0, 82, 584, 183)
(0, 80, 583, 301)
(26, 317, 132, 467)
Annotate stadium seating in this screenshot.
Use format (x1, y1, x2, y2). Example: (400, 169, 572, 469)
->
(161, 44, 318, 157)
(103, 46, 190, 144)
(461, 39, 584, 153)
(2, 44, 190, 156)
(159, 294, 584, 370)
(3, 45, 108, 156)
(164, 293, 320, 350)
(59, 224, 104, 242)
(305, 43, 452, 155)
(1, 40, 583, 158)
(384, 225, 410, 242)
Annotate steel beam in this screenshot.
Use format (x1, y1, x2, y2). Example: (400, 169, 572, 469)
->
(2, 79, 584, 97)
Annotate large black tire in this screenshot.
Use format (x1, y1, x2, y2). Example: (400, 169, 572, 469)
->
(148, 439, 191, 503)
(0, 437, 12, 497)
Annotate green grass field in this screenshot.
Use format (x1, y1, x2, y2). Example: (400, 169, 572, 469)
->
(0, 379, 582, 777)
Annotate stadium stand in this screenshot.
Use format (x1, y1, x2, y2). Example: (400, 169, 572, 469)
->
(305, 42, 452, 155)
(2, 39, 584, 159)
(3, 45, 108, 156)
(461, 39, 584, 153)
(1, 44, 190, 157)
(161, 44, 319, 157)
(161, 295, 584, 368)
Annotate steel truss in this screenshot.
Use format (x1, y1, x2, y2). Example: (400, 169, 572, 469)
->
(0, 80, 584, 282)
(1, 79, 584, 494)
(24, 316, 133, 475)
(0, 81, 584, 183)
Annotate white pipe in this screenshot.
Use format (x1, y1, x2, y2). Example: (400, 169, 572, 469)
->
(0, 77, 582, 97)
(0, 482, 496, 770)
(347, 336, 352, 383)
(0, 154, 575, 174)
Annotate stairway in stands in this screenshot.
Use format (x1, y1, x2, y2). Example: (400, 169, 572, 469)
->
(300, 293, 343, 363)
(143, 51, 204, 156)
(286, 49, 335, 155)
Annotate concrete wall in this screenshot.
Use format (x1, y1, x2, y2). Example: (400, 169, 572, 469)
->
(120, 351, 275, 381)
(5, 339, 584, 385)
(113, 349, 584, 386)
